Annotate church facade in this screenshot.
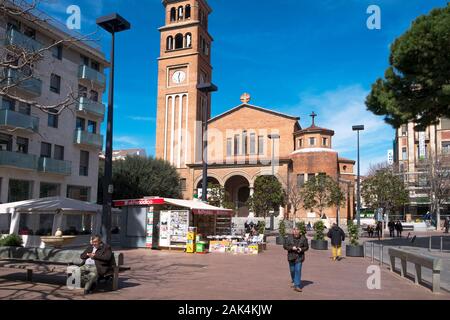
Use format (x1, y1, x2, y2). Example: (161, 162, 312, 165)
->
(154, 0, 356, 224)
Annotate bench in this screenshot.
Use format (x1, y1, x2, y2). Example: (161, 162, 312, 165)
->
(0, 246, 129, 291)
(388, 247, 442, 293)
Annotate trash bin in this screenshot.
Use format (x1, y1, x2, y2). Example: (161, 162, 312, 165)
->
(196, 241, 207, 253)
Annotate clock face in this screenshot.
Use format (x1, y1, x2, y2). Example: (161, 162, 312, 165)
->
(172, 70, 186, 84)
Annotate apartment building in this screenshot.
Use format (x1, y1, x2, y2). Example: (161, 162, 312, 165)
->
(0, 4, 108, 209)
(393, 119, 450, 216)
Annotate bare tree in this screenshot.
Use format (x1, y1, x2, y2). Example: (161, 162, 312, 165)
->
(0, 0, 99, 128)
(283, 175, 304, 223)
(424, 153, 450, 230)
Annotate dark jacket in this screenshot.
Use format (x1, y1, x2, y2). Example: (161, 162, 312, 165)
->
(327, 226, 345, 246)
(283, 234, 309, 263)
(388, 221, 395, 231)
(80, 243, 115, 276)
(395, 222, 403, 232)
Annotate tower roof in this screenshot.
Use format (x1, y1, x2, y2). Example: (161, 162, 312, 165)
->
(294, 112, 334, 136)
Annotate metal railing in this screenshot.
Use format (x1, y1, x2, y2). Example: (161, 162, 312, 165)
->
(78, 65, 106, 88)
(3, 69, 42, 96)
(0, 150, 37, 170)
(74, 129, 103, 149)
(0, 108, 39, 132)
(38, 157, 71, 175)
(5, 28, 43, 52)
(76, 97, 105, 117)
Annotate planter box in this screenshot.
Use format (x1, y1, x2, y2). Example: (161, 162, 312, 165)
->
(311, 239, 328, 250)
(346, 245, 365, 257)
(276, 236, 285, 245)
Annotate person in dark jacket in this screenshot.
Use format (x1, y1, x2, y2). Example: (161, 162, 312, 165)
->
(327, 223, 345, 261)
(80, 235, 115, 294)
(388, 220, 395, 238)
(283, 228, 309, 293)
(395, 221, 403, 238)
(375, 221, 383, 240)
(444, 217, 450, 234)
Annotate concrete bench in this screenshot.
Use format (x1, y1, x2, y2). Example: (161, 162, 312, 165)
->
(388, 247, 442, 293)
(0, 246, 129, 291)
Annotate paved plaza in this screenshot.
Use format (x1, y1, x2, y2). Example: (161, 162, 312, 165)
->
(0, 234, 449, 300)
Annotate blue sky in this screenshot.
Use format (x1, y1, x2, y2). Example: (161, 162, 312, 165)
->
(38, 0, 448, 174)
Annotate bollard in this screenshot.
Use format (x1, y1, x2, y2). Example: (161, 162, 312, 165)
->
(371, 242, 374, 263)
(441, 237, 443, 253)
(429, 237, 432, 252)
(380, 245, 383, 266)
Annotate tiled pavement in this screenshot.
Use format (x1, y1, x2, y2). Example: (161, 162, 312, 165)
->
(0, 237, 449, 300)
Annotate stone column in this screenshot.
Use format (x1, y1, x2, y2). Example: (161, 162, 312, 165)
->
(248, 186, 255, 218)
(9, 210, 20, 235)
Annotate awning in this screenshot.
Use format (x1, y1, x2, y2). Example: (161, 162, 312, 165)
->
(113, 197, 233, 216)
(0, 197, 106, 215)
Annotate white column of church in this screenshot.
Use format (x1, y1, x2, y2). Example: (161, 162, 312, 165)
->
(185, 94, 189, 166)
(178, 95, 183, 168)
(164, 95, 169, 161)
(170, 95, 176, 165)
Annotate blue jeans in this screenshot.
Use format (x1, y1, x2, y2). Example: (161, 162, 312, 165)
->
(289, 260, 303, 289)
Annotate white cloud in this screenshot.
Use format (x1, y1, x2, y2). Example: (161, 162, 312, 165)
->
(283, 85, 395, 175)
(114, 136, 141, 147)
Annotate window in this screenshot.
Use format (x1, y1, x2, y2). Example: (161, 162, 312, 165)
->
(79, 150, 89, 176)
(23, 26, 36, 39)
(401, 124, 408, 136)
(16, 137, 28, 154)
(51, 44, 63, 60)
(175, 33, 184, 49)
(180, 179, 187, 191)
(8, 179, 33, 202)
(76, 117, 85, 131)
(307, 173, 315, 182)
(185, 5, 191, 19)
(87, 120, 97, 134)
(0, 133, 12, 151)
(40, 182, 60, 198)
(18, 102, 30, 115)
(185, 33, 192, 48)
(78, 85, 87, 98)
(322, 137, 328, 146)
(309, 137, 316, 146)
(178, 6, 183, 20)
(226, 138, 232, 157)
(402, 147, 408, 160)
(170, 7, 176, 22)
(2, 97, 15, 111)
(40, 142, 52, 158)
(81, 55, 89, 66)
(297, 139, 303, 149)
(442, 142, 450, 154)
(249, 133, 256, 155)
(234, 135, 240, 156)
(67, 185, 90, 202)
(441, 118, 450, 130)
(297, 174, 305, 187)
(47, 109, 58, 128)
(89, 90, 99, 102)
(50, 74, 61, 94)
(0, 213, 11, 234)
(242, 131, 247, 155)
(54, 145, 64, 160)
(167, 36, 173, 50)
(258, 136, 264, 155)
(91, 61, 100, 71)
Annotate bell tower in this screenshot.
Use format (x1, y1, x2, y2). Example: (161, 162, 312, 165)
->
(155, 0, 214, 171)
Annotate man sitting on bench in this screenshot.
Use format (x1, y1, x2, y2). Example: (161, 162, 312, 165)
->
(80, 235, 114, 294)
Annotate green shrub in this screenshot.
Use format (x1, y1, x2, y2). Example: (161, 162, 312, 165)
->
(313, 220, 326, 241)
(278, 220, 286, 237)
(296, 221, 307, 235)
(0, 234, 23, 247)
(347, 220, 360, 246)
(257, 221, 266, 235)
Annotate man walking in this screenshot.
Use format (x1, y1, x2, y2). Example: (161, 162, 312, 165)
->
(388, 220, 395, 238)
(395, 220, 403, 238)
(327, 223, 345, 261)
(80, 235, 115, 294)
(283, 227, 309, 293)
(443, 217, 449, 234)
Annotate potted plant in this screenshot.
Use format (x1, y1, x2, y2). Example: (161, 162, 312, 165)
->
(0, 234, 23, 247)
(311, 220, 328, 250)
(346, 220, 364, 257)
(276, 220, 286, 245)
(296, 221, 307, 236)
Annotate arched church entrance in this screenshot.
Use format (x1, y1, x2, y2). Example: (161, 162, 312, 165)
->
(225, 175, 251, 217)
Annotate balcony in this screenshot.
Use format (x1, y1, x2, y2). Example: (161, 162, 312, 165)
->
(0, 150, 37, 171)
(0, 109, 39, 133)
(5, 28, 43, 52)
(38, 157, 72, 176)
(76, 97, 105, 117)
(74, 130, 103, 149)
(3, 69, 42, 97)
(78, 65, 106, 88)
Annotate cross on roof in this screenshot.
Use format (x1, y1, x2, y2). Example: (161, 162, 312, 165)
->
(310, 112, 317, 126)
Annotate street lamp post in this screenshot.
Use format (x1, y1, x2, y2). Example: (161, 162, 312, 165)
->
(352, 125, 365, 229)
(268, 134, 280, 230)
(97, 13, 131, 245)
(197, 83, 218, 202)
